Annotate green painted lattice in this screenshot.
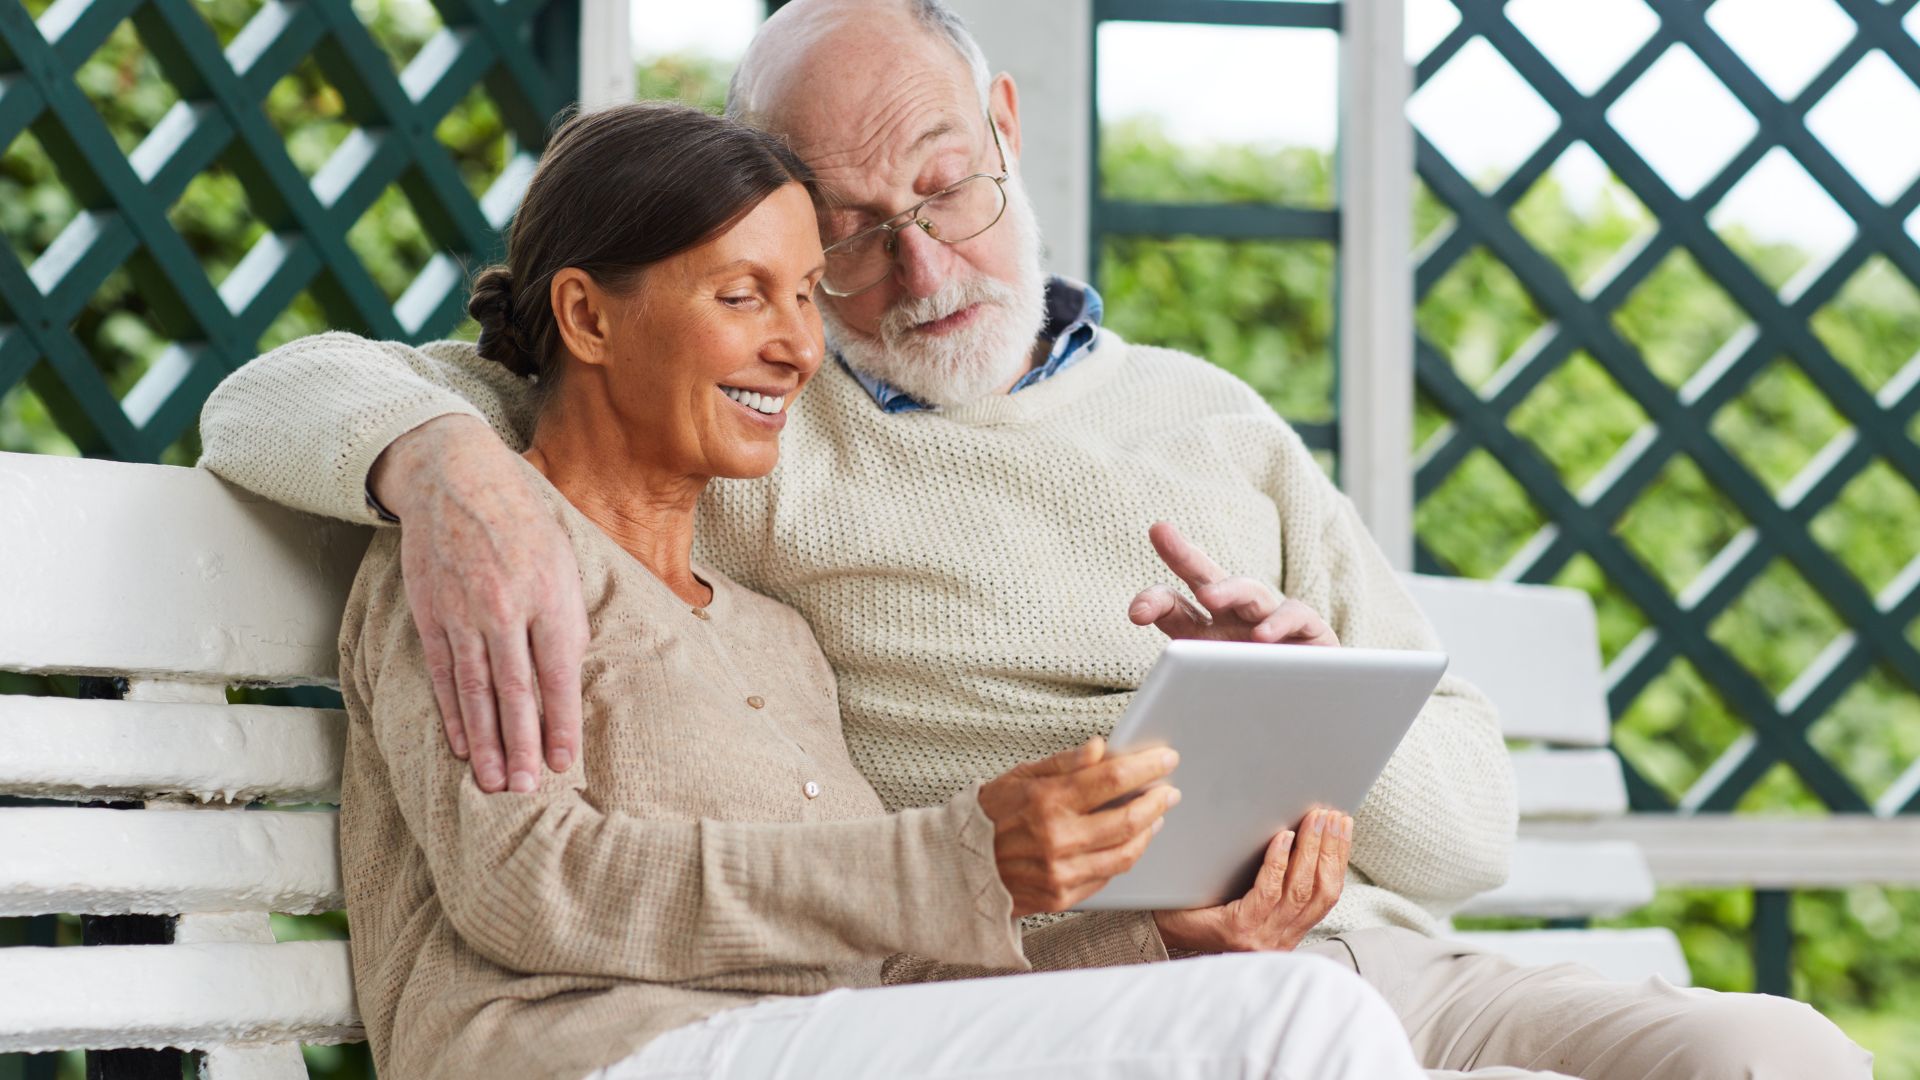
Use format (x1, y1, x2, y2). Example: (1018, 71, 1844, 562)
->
(1090, 0, 1920, 996)
(0, 0, 580, 464)
(1412, 0, 1920, 821)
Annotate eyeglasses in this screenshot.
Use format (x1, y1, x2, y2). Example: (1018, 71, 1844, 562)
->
(819, 120, 1010, 298)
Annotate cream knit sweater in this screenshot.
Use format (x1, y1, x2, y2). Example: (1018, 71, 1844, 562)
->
(200, 329, 1516, 943)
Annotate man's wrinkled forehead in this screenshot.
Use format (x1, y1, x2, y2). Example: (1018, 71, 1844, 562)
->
(790, 95, 982, 209)
(738, 0, 986, 204)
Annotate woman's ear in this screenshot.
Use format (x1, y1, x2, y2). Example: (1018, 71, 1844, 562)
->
(551, 267, 612, 367)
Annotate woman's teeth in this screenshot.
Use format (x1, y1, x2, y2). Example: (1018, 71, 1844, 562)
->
(721, 386, 785, 415)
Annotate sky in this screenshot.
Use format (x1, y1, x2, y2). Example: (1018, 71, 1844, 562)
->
(630, 0, 1920, 253)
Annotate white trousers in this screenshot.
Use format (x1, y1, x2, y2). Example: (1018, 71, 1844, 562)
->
(591, 952, 1425, 1079)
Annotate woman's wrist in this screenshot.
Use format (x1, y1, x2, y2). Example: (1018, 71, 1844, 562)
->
(1152, 909, 1217, 954)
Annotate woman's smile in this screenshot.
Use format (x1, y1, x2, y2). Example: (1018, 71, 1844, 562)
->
(719, 383, 791, 429)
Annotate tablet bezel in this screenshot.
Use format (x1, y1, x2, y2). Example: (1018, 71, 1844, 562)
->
(1077, 640, 1447, 912)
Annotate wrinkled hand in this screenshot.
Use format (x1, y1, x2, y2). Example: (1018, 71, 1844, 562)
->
(372, 415, 589, 793)
(977, 737, 1182, 918)
(1152, 806, 1354, 953)
(1128, 522, 1338, 647)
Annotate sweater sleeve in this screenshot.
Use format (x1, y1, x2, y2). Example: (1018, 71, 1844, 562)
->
(1266, 427, 1517, 915)
(880, 910, 1168, 984)
(197, 332, 537, 525)
(346, 611, 1029, 984)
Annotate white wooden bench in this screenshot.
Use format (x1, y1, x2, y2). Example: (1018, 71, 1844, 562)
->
(0, 450, 369, 1076)
(1403, 573, 1691, 985)
(0, 450, 1687, 1073)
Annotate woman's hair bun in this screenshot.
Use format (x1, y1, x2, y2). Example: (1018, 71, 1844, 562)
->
(469, 265, 534, 376)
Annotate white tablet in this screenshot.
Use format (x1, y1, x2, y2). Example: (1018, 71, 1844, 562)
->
(1078, 639, 1447, 912)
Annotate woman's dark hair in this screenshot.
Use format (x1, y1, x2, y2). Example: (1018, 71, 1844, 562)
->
(468, 102, 815, 387)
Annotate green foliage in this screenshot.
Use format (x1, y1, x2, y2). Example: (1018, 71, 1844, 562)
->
(634, 53, 732, 112)
(1101, 117, 1333, 209)
(1097, 119, 1336, 432)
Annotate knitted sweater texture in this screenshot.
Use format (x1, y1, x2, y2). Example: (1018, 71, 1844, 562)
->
(202, 329, 1517, 946)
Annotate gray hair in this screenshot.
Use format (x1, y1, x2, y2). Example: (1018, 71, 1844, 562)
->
(726, 0, 994, 122)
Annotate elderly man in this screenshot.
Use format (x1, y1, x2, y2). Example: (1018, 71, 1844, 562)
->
(199, 1, 1868, 1076)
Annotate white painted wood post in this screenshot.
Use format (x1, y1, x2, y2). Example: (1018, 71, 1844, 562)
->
(944, 0, 1095, 282)
(1338, 0, 1415, 569)
(579, 0, 636, 111)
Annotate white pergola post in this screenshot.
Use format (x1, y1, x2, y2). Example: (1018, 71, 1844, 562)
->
(1338, 0, 1416, 569)
(945, 0, 1095, 282)
(579, 0, 637, 111)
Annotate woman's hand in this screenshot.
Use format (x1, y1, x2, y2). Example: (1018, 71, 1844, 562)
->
(1152, 806, 1354, 953)
(1128, 522, 1338, 647)
(977, 737, 1181, 918)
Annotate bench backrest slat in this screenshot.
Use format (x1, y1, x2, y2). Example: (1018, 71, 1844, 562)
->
(0, 695, 345, 805)
(0, 806, 342, 917)
(1451, 928, 1691, 985)
(0, 451, 369, 684)
(1401, 573, 1612, 747)
(1511, 747, 1628, 818)
(1459, 838, 1655, 919)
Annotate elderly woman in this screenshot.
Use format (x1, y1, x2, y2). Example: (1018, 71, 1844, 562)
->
(337, 102, 1415, 1080)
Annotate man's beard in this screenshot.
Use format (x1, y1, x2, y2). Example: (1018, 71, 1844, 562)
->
(824, 174, 1048, 409)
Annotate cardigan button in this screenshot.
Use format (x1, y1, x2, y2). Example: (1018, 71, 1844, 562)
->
(803, 780, 822, 799)
(690, 607, 710, 621)
(746, 695, 765, 709)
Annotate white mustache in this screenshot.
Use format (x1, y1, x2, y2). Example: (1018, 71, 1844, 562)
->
(878, 276, 1016, 343)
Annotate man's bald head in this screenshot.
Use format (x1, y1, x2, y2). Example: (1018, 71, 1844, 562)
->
(726, 0, 991, 134)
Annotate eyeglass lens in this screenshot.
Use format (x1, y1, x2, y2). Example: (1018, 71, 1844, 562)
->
(823, 174, 1007, 294)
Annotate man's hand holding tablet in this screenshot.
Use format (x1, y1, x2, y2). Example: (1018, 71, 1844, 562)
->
(1123, 523, 1369, 953)
(1153, 806, 1353, 953)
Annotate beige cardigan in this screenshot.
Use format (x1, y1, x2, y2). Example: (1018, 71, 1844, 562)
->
(339, 465, 1044, 1080)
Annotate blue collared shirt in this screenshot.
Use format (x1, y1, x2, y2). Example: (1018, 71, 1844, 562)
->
(840, 276, 1106, 413)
